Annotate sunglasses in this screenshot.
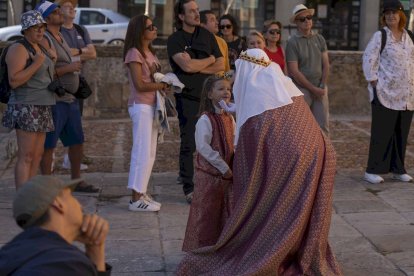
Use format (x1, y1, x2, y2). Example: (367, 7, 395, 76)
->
(268, 29, 281, 35)
(296, 15, 313, 22)
(31, 24, 46, 32)
(220, 24, 232, 30)
(145, 24, 157, 31)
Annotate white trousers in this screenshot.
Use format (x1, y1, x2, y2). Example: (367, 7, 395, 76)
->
(127, 103, 158, 194)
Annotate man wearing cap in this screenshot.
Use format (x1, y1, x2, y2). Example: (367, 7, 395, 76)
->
(36, 1, 98, 193)
(0, 175, 111, 275)
(286, 4, 330, 135)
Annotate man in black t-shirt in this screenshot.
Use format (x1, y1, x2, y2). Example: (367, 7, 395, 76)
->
(167, 0, 224, 203)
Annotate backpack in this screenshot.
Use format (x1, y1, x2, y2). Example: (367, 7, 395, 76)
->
(0, 39, 36, 104)
(380, 28, 414, 54)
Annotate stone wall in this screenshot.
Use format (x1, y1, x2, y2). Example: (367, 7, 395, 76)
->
(0, 43, 370, 118)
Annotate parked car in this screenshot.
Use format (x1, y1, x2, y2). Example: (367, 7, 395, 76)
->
(0, 8, 129, 45)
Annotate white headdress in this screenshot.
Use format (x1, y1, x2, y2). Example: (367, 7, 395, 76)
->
(233, 48, 302, 144)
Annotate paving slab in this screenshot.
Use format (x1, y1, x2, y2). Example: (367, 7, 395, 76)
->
(1, 117, 414, 274)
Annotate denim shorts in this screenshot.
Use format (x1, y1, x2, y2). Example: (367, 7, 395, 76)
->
(44, 100, 84, 148)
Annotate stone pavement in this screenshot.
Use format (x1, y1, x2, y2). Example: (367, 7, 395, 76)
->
(1, 116, 414, 275)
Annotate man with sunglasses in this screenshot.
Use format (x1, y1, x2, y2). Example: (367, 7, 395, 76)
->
(286, 4, 330, 135)
(167, 0, 224, 203)
(36, 0, 99, 193)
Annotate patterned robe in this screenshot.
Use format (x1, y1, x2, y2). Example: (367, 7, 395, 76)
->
(177, 96, 342, 275)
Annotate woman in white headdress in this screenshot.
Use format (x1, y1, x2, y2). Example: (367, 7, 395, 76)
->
(177, 49, 342, 275)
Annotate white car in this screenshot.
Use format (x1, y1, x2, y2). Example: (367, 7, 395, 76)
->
(0, 8, 129, 45)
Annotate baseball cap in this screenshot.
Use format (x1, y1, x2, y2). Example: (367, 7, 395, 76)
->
(383, 0, 404, 13)
(13, 175, 83, 229)
(35, 0, 59, 19)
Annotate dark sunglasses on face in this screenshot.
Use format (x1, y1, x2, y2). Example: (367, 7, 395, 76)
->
(145, 24, 157, 31)
(268, 29, 281, 35)
(297, 15, 313, 22)
(220, 24, 232, 30)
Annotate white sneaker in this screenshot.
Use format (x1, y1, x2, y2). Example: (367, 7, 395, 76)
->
(392, 173, 413, 182)
(128, 198, 160, 212)
(62, 154, 88, 170)
(364, 172, 384, 184)
(143, 194, 161, 207)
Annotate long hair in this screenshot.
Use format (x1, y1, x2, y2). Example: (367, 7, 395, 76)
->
(263, 20, 282, 47)
(174, 0, 194, 30)
(198, 75, 228, 116)
(123, 14, 155, 61)
(219, 14, 240, 36)
(380, 10, 407, 31)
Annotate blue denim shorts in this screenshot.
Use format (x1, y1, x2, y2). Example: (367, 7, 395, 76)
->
(44, 100, 84, 148)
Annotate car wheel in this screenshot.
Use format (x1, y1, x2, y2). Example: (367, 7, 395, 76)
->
(8, 36, 23, 41)
(108, 39, 124, 46)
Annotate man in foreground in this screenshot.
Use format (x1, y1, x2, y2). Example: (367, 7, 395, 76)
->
(0, 175, 111, 275)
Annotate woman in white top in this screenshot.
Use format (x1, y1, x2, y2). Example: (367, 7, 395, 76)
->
(362, 0, 414, 184)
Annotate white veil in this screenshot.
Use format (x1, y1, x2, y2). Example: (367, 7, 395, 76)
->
(233, 48, 302, 144)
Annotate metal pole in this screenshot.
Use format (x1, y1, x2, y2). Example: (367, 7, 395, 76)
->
(409, 0, 414, 31)
(8, 0, 16, 25)
(145, 0, 152, 16)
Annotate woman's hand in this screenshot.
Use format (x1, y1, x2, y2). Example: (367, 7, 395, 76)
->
(31, 51, 46, 65)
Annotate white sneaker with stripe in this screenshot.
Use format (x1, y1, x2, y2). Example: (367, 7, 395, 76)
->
(128, 197, 160, 212)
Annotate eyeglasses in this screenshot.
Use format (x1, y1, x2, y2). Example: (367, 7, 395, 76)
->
(31, 24, 46, 32)
(220, 24, 232, 30)
(296, 15, 313, 22)
(145, 24, 157, 31)
(268, 29, 281, 35)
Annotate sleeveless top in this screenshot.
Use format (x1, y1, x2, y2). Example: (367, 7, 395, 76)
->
(8, 43, 55, 106)
(195, 112, 235, 176)
(264, 46, 285, 72)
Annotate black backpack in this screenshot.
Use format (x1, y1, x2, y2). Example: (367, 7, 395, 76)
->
(380, 28, 414, 54)
(0, 39, 36, 104)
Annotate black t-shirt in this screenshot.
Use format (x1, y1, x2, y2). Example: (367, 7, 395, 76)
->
(167, 26, 222, 100)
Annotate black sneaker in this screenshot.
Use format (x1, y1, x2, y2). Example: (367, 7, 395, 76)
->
(185, 192, 193, 204)
(74, 182, 100, 193)
(176, 176, 183, 185)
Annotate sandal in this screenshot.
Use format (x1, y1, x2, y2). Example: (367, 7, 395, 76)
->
(74, 182, 100, 193)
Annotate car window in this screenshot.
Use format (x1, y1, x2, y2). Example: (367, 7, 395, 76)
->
(80, 11, 111, 25)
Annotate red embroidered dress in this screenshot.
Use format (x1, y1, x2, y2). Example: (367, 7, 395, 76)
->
(182, 112, 235, 252)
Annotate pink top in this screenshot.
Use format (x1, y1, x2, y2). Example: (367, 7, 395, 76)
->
(125, 48, 160, 106)
(264, 46, 285, 72)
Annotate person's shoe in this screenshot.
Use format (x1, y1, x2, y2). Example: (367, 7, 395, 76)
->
(129, 198, 160, 212)
(62, 154, 89, 170)
(176, 176, 183, 185)
(392, 173, 413, 182)
(363, 172, 384, 184)
(185, 192, 193, 204)
(73, 182, 100, 193)
(143, 193, 161, 207)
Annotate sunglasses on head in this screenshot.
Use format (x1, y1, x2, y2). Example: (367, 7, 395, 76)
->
(296, 15, 313, 22)
(220, 24, 232, 30)
(268, 29, 281, 35)
(145, 24, 157, 31)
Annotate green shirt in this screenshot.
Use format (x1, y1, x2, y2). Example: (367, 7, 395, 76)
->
(286, 31, 327, 86)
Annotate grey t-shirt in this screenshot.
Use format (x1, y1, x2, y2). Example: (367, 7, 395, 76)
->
(60, 24, 92, 50)
(45, 31, 79, 103)
(286, 32, 327, 86)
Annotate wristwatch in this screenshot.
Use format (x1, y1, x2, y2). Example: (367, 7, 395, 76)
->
(319, 83, 325, 89)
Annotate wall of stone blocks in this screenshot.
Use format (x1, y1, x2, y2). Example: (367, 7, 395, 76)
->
(0, 44, 370, 119)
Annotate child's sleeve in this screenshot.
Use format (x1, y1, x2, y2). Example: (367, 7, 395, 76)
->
(195, 115, 230, 175)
